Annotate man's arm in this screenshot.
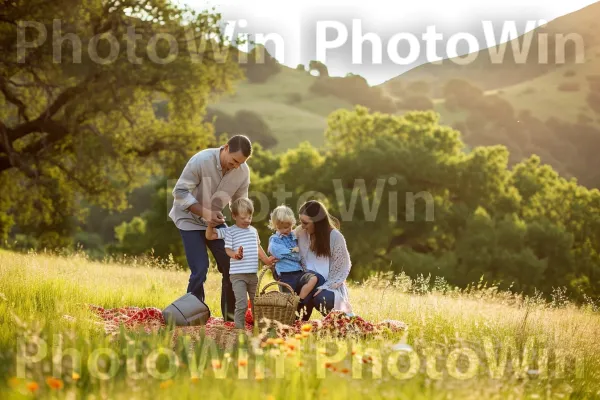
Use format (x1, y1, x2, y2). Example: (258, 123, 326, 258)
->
(172, 154, 202, 212)
(172, 154, 224, 226)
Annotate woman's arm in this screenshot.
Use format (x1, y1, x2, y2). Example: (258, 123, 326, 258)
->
(327, 230, 352, 286)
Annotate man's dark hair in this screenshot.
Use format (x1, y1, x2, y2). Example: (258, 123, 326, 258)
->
(227, 135, 252, 157)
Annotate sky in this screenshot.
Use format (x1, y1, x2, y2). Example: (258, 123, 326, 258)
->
(184, 0, 598, 85)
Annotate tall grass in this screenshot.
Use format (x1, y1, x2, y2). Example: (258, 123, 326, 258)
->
(1, 250, 599, 399)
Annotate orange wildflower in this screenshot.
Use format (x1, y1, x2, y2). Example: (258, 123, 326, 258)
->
(159, 379, 174, 389)
(27, 381, 39, 392)
(45, 377, 64, 390)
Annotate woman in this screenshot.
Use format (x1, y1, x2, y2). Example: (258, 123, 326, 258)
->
(294, 200, 353, 319)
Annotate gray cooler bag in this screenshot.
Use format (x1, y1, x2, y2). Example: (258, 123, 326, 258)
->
(162, 293, 211, 326)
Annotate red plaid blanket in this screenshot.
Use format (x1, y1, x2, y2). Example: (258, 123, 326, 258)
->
(87, 304, 407, 341)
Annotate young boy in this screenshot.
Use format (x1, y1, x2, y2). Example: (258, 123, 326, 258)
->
(267, 205, 325, 318)
(205, 197, 275, 329)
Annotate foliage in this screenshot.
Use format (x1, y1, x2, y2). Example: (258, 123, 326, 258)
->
(239, 45, 281, 83)
(204, 108, 278, 149)
(0, 0, 243, 244)
(310, 75, 395, 113)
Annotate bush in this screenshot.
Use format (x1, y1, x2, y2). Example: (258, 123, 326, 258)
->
(204, 108, 278, 149)
(233, 110, 278, 149)
(285, 92, 302, 104)
(308, 60, 329, 77)
(239, 46, 281, 83)
(587, 93, 600, 114)
(396, 95, 434, 111)
(578, 113, 593, 124)
(310, 74, 396, 113)
(557, 82, 580, 92)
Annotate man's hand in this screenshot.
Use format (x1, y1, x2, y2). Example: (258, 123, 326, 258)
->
(291, 246, 299, 253)
(204, 210, 225, 226)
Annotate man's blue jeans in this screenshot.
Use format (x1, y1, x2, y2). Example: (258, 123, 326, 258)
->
(179, 226, 236, 322)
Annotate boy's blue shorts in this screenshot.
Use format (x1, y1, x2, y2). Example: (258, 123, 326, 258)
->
(274, 270, 326, 294)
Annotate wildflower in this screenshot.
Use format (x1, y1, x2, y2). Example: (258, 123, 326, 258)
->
(297, 361, 304, 367)
(191, 376, 200, 383)
(295, 334, 303, 340)
(160, 379, 174, 389)
(285, 342, 297, 351)
(266, 395, 276, 400)
(8, 377, 19, 388)
(301, 332, 310, 339)
(46, 377, 64, 390)
(301, 324, 312, 333)
(274, 338, 284, 345)
(72, 372, 80, 381)
(27, 381, 39, 392)
(238, 359, 248, 367)
(340, 368, 350, 374)
(212, 360, 222, 370)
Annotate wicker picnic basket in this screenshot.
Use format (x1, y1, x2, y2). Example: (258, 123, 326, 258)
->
(253, 266, 300, 327)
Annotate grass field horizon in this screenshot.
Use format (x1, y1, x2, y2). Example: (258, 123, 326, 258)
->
(1, 249, 599, 399)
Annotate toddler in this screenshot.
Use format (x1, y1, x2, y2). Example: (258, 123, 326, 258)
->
(205, 197, 275, 329)
(267, 205, 325, 315)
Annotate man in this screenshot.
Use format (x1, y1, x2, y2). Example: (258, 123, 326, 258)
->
(169, 135, 253, 322)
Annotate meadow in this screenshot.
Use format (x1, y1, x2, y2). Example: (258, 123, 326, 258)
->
(1, 249, 599, 399)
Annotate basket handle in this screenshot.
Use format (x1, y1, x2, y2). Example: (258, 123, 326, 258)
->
(260, 281, 295, 295)
(255, 266, 296, 299)
(256, 266, 271, 292)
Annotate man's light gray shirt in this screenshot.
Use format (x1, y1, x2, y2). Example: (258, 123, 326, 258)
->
(169, 146, 250, 231)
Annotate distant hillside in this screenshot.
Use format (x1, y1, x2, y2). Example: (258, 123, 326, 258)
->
(207, 65, 354, 152)
(379, 1, 600, 96)
(200, 3, 600, 188)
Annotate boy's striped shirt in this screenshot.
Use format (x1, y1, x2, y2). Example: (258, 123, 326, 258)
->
(216, 225, 260, 274)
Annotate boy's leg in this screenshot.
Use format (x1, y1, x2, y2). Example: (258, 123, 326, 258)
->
(247, 273, 258, 316)
(205, 223, 236, 322)
(179, 229, 210, 300)
(297, 272, 326, 321)
(298, 276, 318, 300)
(230, 274, 248, 329)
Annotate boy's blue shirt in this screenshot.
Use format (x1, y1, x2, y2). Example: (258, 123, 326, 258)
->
(268, 231, 303, 274)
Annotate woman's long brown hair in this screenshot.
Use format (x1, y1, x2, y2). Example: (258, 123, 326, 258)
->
(299, 200, 340, 258)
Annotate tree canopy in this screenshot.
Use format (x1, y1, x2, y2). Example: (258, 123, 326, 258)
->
(0, 0, 243, 244)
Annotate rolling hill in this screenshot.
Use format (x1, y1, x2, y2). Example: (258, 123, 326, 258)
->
(203, 2, 600, 187)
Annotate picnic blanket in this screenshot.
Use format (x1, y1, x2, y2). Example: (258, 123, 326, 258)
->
(86, 304, 407, 347)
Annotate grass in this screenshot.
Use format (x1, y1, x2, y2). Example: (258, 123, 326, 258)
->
(1, 249, 600, 399)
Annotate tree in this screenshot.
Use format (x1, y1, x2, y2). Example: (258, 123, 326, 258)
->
(240, 45, 281, 83)
(309, 60, 329, 77)
(0, 0, 243, 243)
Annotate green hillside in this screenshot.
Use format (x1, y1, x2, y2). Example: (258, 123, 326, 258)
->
(208, 66, 354, 152)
